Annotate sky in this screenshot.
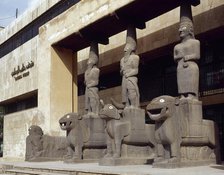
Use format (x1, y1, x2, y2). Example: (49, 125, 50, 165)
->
(0, 0, 40, 27)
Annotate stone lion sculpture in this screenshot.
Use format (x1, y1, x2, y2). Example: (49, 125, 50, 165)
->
(146, 96, 181, 163)
(99, 103, 155, 158)
(25, 125, 44, 161)
(146, 95, 217, 165)
(59, 113, 106, 161)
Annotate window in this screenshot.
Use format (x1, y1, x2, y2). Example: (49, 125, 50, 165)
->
(199, 39, 224, 96)
(139, 55, 178, 102)
(3, 93, 37, 114)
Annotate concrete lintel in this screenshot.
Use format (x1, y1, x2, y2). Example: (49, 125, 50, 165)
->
(113, 12, 146, 30)
(54, 0, 186, 51)
(79, 29, 109, 45)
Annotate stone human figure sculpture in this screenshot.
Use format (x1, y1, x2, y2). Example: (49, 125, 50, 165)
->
(120, 26, 140, 108)
(174, 3, 200, 100)
(84, 42, 100, 115)
(25, 125, 44, 161)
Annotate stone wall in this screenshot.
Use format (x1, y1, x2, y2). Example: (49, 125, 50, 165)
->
(0, 36, 38, 102)
(3, 108, 45, 161)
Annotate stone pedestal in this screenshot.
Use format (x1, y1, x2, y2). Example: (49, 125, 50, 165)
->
(153, 159, 216, 168)
(123, 107, 146, 130)
(179, 99, 203, 137)
(82, 115, 107, 160)
(179, 99, 202, 122)
(99, 107, 155, 166)
(99, 156, 154, 166)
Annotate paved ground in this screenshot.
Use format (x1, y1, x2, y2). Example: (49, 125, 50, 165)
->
(0, 161, 224, 175)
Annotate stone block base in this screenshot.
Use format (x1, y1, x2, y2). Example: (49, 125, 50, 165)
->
(99, 157, 154, 166)
(83, 148, 106, 159)
(123, 107, 145, 130)
(63, 148, 106, 163)
(153, 159, 216, 168)
(121, 145, 154, 158)
(27, 157, 63, 162)
(64, 159, 99, 164)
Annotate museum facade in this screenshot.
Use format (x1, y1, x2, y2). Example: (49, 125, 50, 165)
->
(0, 0, 223, 161)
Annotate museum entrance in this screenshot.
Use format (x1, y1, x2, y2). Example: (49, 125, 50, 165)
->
(55, 0, 223, 163)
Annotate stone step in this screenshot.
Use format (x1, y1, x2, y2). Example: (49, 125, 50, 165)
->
(2, 161, 223, 175)
(6, 165, 119, 175)
(4, 169, 68, 175)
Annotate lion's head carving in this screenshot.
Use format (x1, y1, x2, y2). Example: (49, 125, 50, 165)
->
(146, 96, 177, 121)
(99, 104, 121, 120)
(59, 113, 82, 131)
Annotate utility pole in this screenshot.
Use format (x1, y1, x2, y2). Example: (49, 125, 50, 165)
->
(16, 8, 18, 18)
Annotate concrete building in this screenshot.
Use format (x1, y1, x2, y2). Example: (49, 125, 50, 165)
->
(0, 0, 223, 161)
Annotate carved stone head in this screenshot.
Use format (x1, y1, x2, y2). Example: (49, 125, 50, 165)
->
(28, 125, 43, 136)
(179, 2, 194, 40)
(88, 42, 99, 67)
(99, 104, 121, 120)
(179, 22, 194, 40)
(59, 113, 82, 131)
(146, 96, 177, 121)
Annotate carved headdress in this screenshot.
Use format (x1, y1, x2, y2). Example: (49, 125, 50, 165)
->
(88, 42, 99, 65)
(125, 26, 137, 52)
(180, 2, 194, 37)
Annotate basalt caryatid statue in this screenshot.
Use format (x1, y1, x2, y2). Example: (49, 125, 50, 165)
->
(174, 2, 200, 100)
(59, 42, 106, 162)
(84, 42, 100, 117)
(147, 2, 219, 168)
(25, 125, 67, 161)
(120, 26, 140, 108)
(99, 26, 155, 166)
